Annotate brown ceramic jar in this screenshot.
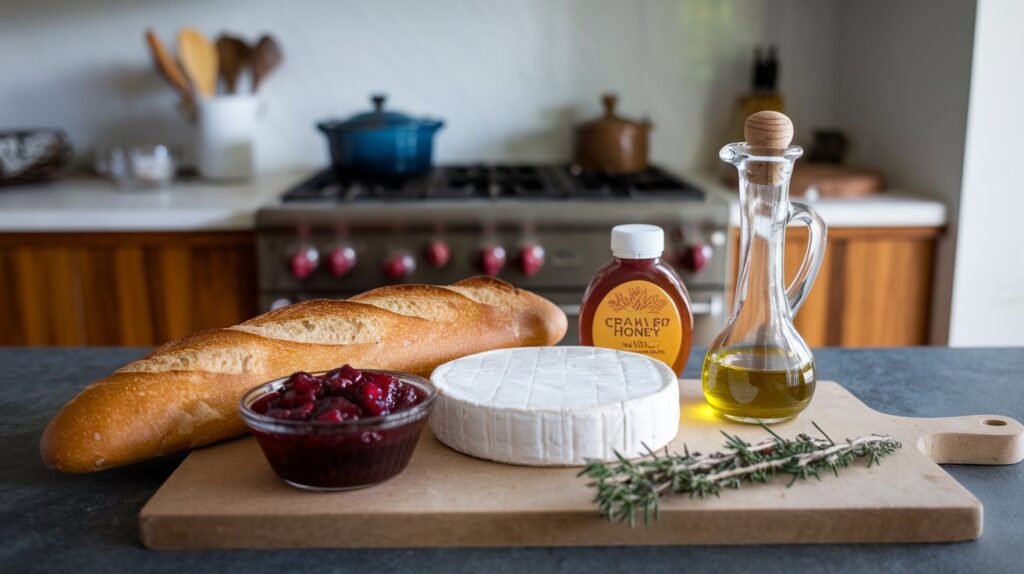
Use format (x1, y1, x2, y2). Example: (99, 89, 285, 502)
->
(573, 93, 652, 174)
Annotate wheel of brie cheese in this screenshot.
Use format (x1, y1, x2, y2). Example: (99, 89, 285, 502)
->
(429, 346, 680, 466)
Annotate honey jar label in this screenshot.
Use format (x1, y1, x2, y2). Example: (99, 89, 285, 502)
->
(591, 280, 682, 369)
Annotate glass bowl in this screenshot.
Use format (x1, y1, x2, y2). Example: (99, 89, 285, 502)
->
(239, 370, 436, 491)
(94, 144, 177, 190)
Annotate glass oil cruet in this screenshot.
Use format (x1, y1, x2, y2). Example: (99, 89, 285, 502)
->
(702, 111, 827, 423)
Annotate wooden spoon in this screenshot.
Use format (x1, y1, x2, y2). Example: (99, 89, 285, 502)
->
(252, 35, 283, 93)
(144, 29, 193, 105)
(215, 34, 251, 94)
(177, 28, 218, 98)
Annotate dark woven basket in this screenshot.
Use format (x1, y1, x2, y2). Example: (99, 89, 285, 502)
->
(0, 129, 74, 186)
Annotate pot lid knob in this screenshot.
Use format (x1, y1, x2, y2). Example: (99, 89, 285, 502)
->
(601, 93, 618, 117)
(371, 94, 386, 112)
(744, 111, 793, 149)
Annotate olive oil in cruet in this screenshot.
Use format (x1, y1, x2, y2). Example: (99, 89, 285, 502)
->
(702, 112, 827, 423)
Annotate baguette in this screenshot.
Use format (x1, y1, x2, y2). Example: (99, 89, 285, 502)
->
(41, 277, 567, 472)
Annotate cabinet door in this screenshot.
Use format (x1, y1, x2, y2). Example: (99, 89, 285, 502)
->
(781, 227, 834, 347)
(833, 234, 935, 346)
(78, 246, 156, 345)
(182, 243, 258, 335)
(730, 227, 940, 347)
(0, 233, 257, 346)
(0, 245, 86, 345)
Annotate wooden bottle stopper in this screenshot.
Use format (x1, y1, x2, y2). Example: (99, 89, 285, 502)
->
(743, 111, 793, 185)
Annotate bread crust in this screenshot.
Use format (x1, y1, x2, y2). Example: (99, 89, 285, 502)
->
(40, 277, 567, 472)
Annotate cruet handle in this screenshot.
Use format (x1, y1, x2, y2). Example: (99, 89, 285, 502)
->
(785, 201, 827, 315)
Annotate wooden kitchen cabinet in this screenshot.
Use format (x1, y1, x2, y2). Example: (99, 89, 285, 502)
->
(728, 226, 942, 347)
(0, 232, 257, 346)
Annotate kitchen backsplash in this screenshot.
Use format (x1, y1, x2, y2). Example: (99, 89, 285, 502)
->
(0, 0, 839, 174)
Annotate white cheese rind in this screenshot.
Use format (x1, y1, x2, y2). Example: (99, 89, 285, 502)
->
(429, 346, 680, 466)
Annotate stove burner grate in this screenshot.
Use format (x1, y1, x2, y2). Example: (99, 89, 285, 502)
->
(280, 165, 703, 203)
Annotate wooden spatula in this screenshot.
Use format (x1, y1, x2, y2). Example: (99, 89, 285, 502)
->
(252, 35, 283, 93)
(215, 34, 251, 94)
(177, 28, 218, 98)
(144, 29, 193, 104)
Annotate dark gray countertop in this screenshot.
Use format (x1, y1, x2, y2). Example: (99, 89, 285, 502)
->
(3, 347, 1022, 573)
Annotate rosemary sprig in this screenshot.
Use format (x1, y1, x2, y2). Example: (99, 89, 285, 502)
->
(579, 422, 901, 527)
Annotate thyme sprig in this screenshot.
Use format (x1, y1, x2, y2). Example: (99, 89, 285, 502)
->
(580, 422, 901, 526)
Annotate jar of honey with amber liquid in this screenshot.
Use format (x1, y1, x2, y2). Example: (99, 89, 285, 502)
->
(580, 224, 693, 376)
(703, 112, 827, 423)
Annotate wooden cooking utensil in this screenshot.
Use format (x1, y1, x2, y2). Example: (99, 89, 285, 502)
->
(252, 35, 283, 92)
(215, 34, 251, 94)
(177, 28, 219, 98)
(144, 29, 193, 105)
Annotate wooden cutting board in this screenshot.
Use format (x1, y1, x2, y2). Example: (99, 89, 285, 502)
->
(140, 380, 1023, 548)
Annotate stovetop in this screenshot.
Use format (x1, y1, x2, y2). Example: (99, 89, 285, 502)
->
(280, 164, 705, 203)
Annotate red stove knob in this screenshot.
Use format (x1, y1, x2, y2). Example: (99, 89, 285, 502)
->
(382, 252, 416, 281)
(517, 244, 545, 277)
(476, 245, 507, 276)
(289, 245, 319, 280)
(423, 239, 451, 268)
(327, 245, 357, 277)
(679, 244, 712, 273)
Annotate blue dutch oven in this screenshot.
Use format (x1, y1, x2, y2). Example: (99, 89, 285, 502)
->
(317, 94, 444, 180)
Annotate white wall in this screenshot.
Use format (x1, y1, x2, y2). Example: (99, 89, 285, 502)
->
(0, 0, 839, 174)
(948, 0, 1024, 346)
(834, 0, 977, 345)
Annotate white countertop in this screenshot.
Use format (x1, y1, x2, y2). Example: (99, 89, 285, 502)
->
(684, 171, 948, 229)
(0, 170, 947, 232)
(0, 172, 307, 232)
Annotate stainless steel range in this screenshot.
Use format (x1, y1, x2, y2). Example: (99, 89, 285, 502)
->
(256, 164, 730, 345)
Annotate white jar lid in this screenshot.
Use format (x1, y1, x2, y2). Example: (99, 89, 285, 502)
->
(611, 224, 664, 259)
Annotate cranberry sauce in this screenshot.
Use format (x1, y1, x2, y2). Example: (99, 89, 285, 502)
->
(249, 418, 427, 490)
(242, 366, 434, 490)
(251, 366, 427, 421)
